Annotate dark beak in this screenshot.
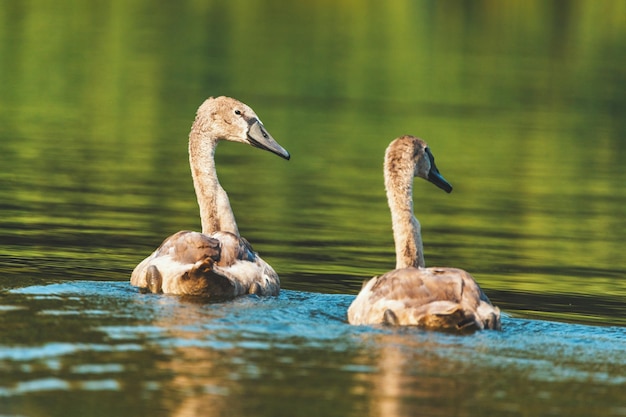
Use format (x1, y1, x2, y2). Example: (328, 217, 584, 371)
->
(247, 119, 290, 160)
(425, 148, 453, 193)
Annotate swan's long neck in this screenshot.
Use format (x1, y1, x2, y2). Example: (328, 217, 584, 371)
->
(188, 126, 239, 236)
(385, 157, 425, 269)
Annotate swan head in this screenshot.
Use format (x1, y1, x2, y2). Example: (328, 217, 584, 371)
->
(387, 135, 453, 193)
(195, 96, 290, 160)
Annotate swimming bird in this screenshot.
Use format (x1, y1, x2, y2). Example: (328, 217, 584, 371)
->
(130, 96, 290, 299)
(347, 135, 500, 330)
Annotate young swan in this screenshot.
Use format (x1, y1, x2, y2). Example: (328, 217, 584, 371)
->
(347, 136, 500, 330)
(130, 96, 290, 299)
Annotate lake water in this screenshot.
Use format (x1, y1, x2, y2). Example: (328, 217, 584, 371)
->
(1, 1, 625, 416)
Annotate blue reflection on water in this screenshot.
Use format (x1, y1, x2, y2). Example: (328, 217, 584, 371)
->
(5, 281, 625, 388)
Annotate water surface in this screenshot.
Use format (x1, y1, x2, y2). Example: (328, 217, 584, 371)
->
(0, 1, 625, 416)
(2, 281, 625, 417)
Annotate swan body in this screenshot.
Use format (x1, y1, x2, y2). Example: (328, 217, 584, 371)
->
(130, 96, 289, 299)
(347, 135, 500, 330)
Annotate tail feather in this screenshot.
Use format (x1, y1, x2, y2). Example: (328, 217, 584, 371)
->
(418, 302, 481, 330)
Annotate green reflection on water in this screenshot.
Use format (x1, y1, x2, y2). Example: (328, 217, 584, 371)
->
(0, 1, 625, 323)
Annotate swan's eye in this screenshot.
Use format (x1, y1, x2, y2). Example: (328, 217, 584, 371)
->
(234, 110, 242, 115)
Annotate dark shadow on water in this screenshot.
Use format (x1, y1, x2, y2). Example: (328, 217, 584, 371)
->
(489, 288, 626, 327)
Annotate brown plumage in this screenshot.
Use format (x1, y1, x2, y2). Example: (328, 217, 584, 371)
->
(130, 97, 290, 299)
(347, 136, 500, 330)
